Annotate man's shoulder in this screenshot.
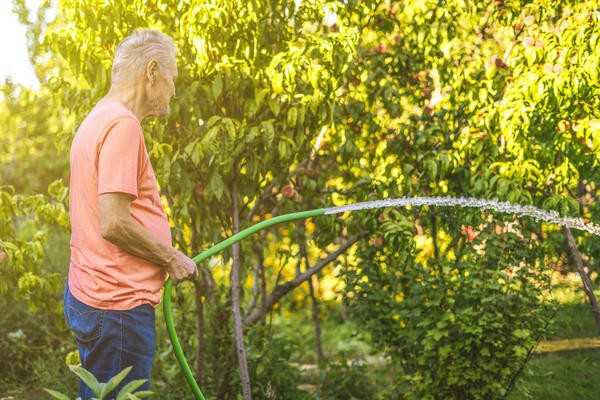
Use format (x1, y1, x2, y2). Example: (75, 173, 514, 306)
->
(79, 102, 140, 139)
(92, 100, 140, 127)
(73, 101, 142, 156)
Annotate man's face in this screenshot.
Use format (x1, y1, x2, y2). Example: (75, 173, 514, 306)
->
(148, 58, 177, 117)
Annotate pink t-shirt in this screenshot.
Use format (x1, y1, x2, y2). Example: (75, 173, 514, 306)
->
(68, 99, 172, 310)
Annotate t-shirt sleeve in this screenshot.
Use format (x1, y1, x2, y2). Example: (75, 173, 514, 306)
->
(97, 118, 143, 199)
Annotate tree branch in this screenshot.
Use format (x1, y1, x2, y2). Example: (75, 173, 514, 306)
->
(230, 173, 253, 400)
(243, 232, 368, 326)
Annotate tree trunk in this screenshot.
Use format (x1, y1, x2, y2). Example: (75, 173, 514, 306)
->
(259, 251, 267, 314)
(230, 176, 253, 400)
(246, 239, 267, 324)
(308, 275, 324, 366)
(194, 279, 206, 387)
(298, 221, 324, 366)
(563, 227, 600, 334)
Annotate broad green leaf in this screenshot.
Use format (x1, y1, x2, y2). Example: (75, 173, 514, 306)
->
(125, 391, 154, 399)
(116, 379, 147, 400)
(268, 98, 280, 116)
(100, 366, 133, 398)
(130, 391, 154, 398)
(211, 75, 223, 99)
(44, 388, 70, 400)
(69, 365, 101, 395)
(206, 172, 225, 201)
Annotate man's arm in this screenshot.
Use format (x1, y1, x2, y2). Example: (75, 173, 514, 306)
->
(99, 192, 196, 283)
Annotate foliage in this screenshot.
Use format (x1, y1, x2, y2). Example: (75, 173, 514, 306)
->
(0, 182, 70, 381)
(330, 0, 600, 272)
(0, 84, 71, 194)
(0, 182, 68, 298)
(45, 365, 153, 400)
(343, 208, 556, 399)
(1, 0, 600, 398)
(329, 1, 600, 396)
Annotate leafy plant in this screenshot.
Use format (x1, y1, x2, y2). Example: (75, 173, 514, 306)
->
(343, 208, 556, 399)
(44, 365, 153, 400)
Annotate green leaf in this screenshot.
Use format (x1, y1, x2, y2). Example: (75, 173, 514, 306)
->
(255, 88, 269, 109)
(130, 391, 154, 398)
(125, 391, 154, 399)
(69, 365, 101, 395)
(246, 126, 260, 143)
(223, 118, 236, 139)
(206, 172, 225, 201)
(268, 98, 280, 116)
(278, 140, 288, 159)
(438, 345, 452, 357)
(424, 159, 437, 179)
(100, 366, 133, 398)
(287, 107, 297, 127)
(44, 388, 71, 400)
(116, 379, 147, 400)
(512, 329, 530, 339)
(261, 120, 275, 145)
(524, 47, 537, 66)
(48, 179, 68, 202)
(211, 75, 223, 99)
(271, 72, 283, 94)
(514, 345, 528, 357)
(207, 115, 222, 128)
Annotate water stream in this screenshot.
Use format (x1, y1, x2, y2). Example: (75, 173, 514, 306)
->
(324, 196, 600, 237)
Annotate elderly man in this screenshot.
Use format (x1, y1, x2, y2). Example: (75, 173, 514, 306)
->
(63, 29, 197, 399)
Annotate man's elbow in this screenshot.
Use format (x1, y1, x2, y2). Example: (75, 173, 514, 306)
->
(100, 217, 126, 242)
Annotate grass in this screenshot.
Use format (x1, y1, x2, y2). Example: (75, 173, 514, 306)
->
(508, 273, 600, 400)
(284, 273, 600, 400)
(509, 350, 600, 399)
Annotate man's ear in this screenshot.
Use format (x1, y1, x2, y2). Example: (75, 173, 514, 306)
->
(146, 59, 158, 84)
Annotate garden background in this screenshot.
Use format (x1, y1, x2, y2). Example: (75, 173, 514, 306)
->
(2, 0, 600, 399)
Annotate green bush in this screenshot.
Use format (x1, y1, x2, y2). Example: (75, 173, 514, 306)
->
(45, 365, 152, 400)
(343, 209, 555, 399)
(0, 184, 70, 384)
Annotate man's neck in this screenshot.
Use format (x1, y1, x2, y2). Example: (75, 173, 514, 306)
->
(102, 84, 150, 122)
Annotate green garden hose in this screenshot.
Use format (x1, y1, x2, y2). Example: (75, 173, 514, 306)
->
(162, 196, 600, 399)
(162, 208, 326, 399)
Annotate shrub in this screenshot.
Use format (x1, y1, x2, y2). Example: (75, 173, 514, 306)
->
(342, 209, 555, 399)
(45, 365, 153, 400)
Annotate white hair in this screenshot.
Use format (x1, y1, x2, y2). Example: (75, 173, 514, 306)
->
(111, 29, 176, 86)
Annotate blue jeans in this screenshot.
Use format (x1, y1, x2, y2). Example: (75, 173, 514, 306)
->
(63, 280, 156, 400)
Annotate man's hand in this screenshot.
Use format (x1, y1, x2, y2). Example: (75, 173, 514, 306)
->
(0, 250, 7, 264)
(166, 250, 198, 284)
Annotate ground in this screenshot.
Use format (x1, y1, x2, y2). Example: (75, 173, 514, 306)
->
(1, 273, 599, 399)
